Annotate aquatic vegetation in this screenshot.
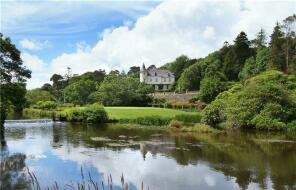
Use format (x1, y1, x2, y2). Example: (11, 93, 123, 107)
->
(169, 120, 183, 128)
(27, 167, 149, 190)
(181, 123, 217, 133)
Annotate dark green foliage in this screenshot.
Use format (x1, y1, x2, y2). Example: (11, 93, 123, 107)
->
(63, 80, 96, 105)
(268, 22, 286, 71)
(177, 62, 202, 91)
(69, 70, 106, 84)
(162, 55, 197, 81)
(0, 33, 31, 123)
(199, 72, 228, 103)
(177, 52, 223, 92)
(202, 71, 296, 130)
(94, 75, 153, 106)
(223, 32, 252, 80)
(127, 66, 140, 78)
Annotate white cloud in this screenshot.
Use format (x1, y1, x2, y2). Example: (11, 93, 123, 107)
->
(19, 39, 50, 51)
(203, 26, 216, 39)
(21, 52, 52, 89)
(21, 0, 296, 89)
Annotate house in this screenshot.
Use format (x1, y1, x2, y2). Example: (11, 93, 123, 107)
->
(140, 64, 175, 91)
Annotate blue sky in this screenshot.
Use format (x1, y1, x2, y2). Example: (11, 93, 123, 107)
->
(2, 1, 159, 62)
(1, 0, 295, 88)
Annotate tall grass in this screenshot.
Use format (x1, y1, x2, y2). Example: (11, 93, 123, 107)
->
(27, 167, 149, 190)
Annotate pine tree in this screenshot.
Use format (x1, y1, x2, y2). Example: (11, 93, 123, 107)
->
(268, 22, 285, 71)
(223, 31, 251, 80)
(253, 28, 267, 50)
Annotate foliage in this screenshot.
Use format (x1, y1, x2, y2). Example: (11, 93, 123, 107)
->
(33, 101, 57, 110)
(174, 113, 201, 123)
(198, 72, 228, 103)
(169, 120, 183, 128)
(181, 123, 216, 133)
(63, 80, 96, 105)
(162, 55, 197, 81)
(202, 71, 296, 130)
(223, 32, 252, 80)
(268, 22, 286, 71)
(94, 75, 153, 106)
(127, 66, 140, 78)
(26, 89, 54, 106)
(64, 104, 108, 123)
(0, 33, 31, 123)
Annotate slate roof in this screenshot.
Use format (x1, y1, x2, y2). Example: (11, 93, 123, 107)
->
(147, 68, 174, 77)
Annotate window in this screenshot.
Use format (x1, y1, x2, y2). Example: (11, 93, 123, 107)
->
(155, 78, 158, 82)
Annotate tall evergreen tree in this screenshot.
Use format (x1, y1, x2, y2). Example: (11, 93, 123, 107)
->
(282, 14, 296, 72)
(223, 31, 251, 80)
(253, 28, 267, 50)
(268, 22, 285, 71)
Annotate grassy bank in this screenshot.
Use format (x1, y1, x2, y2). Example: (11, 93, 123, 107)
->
(105, 107, 201, 125)
(105, 107, 199, 120)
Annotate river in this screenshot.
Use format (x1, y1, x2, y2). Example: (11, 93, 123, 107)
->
(1, 123, 296, 190)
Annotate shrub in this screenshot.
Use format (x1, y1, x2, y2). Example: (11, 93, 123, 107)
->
(64, 103, 108, 123)
(182, 123, 216, 133)
(169, 120, 183, 128)
(202, 71, 296, 130)
(33, 101, 57, 110)
(174, 113, 201, 123)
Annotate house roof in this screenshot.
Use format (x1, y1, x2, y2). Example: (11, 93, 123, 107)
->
(147, 68, 174, 77)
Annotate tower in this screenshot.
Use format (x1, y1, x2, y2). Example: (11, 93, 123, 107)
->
(140, 63, 146, 82)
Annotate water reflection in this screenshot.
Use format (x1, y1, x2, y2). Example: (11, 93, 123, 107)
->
(1, 123, 296, 190)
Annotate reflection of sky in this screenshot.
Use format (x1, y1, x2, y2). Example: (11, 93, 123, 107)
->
(4, 125, 274, 190)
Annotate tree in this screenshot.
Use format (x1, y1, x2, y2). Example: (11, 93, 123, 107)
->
(198, 72, 228, 103)
(0, 33, 31, 125)
(282, 14, 296, 72)
(268, 22, 285, 71)
(93, 75, 153, 106)
(127, 66, 140, 78)
(252, 29, 267, 50)
(50, 74, 65, 102)
(26, 89, 54, 106)
(223, 32, 251, 80)
(162, 55, 197, 81)
(63, 80, 96, 105)
(239, 48, 270, 80)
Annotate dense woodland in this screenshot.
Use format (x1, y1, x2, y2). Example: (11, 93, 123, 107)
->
(1, 15, 296, 130)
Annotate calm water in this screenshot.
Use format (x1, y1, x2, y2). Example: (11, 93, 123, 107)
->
(1, 123, 296, 190)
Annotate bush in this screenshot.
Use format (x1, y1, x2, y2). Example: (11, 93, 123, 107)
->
(202, 71, 296, 130)
(174, 113, 201, 123)
(33, 101, 57, 110)
(169, 120, 183, 128)
(182, 123, 216, 133)
(64, 103, 108, 123)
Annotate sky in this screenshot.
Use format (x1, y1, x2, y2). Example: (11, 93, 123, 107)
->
(1, 0, 296, 89)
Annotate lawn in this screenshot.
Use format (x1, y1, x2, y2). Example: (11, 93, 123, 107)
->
(105, 107, 199, 120)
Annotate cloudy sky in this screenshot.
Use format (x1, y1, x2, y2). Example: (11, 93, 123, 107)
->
(1, 0, 295, 89)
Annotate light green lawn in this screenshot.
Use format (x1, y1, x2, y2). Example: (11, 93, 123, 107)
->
(105, 107, 198, 120)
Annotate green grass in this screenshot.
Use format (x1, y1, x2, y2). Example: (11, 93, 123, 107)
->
(105, 107, 198, 120)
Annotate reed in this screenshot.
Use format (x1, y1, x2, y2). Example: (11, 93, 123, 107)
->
(26, 167, 150, 190)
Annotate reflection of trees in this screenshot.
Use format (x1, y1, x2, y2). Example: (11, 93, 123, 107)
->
(52, 124, 296, 190)
(0, 124, 30, 190)
(167, 132, 296, 190)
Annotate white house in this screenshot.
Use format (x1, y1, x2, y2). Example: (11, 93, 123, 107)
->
(140, 64, 175, 91)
